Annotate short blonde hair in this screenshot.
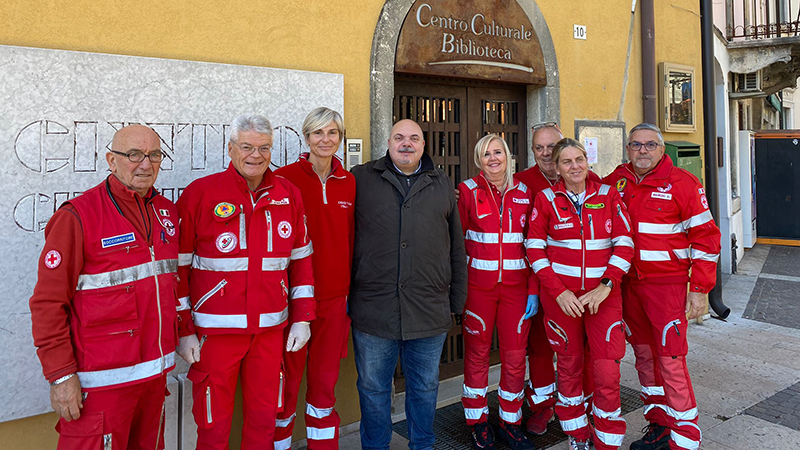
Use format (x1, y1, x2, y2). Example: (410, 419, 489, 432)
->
(473, 134, 514, 191)
(552, 138, 587, 164)
(302, 107, 345, 142)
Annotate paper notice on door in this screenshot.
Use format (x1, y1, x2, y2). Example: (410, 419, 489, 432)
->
(584, 137, 598, 164)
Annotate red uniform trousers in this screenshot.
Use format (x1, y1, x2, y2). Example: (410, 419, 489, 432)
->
(462, 283, 530, 425)
(188, 329, 283, 450)
(623, 282, 701, 450)
(274, 297, 350, 450)
(541, 289, 627, 450)
(56, 375, 167, 450)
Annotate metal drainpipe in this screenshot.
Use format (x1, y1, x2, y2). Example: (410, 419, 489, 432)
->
(701, 0, 731, 319)
(641, 0, 657, 123)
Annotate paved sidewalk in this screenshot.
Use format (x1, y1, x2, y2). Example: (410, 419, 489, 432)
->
(334, 244, 800, 449)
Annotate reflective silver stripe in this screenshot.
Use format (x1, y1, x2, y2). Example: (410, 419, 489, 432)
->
(552, 262, 581, 277)
(274, 436, 292, 450)
(503, 259, 528, 270)
(239, 211, 247, 250)
(557, 392, 584, 407)
(517, 317, 524, 334)
(531, 258, 550, 273)
(598, 184, 611, 195)
(605, 321, 624, 342)
(516, 182, 528, 193)
(194, 279, 227, 311)
(470, 258, 499, 271)
(498, 387, 524, 402)
(640, 250, 671, 261)
(291, 242, 314, 260)
(463, 385, 488, 399)
(612, 236, 634, 247)
(691, 249, 719, 262)
(464, 310, 487, 332)
(275, 413, 296, 428)
(259, 308, 289, 327)
(642, 385, 665, 397)
(464, 406, 489, 420)
(466, 230, 498, 243)
(682, 210, 713, 229)
(307, 426, 336, 440)
(463, 179, 478, 189)
(559, 415, 589, 431)
(585, 238, 612, 250)
(638, 222, 684, 235)
(592, 405, 622, 419)
(177, 296, 191, 311)
(527, 381, 556, 404)
(78, 352, 175, 389)
(547, 237, 582, 250)
(306, 404, 334, 419)
(662, 319, 681, 346)
(193, 312, 248, 329)
(646, 404, 698, 421)
(263, 257, 290, 271)
(503, 233, 525, 243)
(542, 188, 555, 201)
(585, 266, 607, 278)
(609, 255, 631, 272)
(77, 259, 178, 291)
(178, 253, 194, 266)
(673, 248, 691, 259)
(673, 422, 702, 450)
(595, 429, 625, 447)
(193, 256, 248, 272)
(290, 285, 314, 300)
(525, 238, 547, 249)
(499, 407, 522, 423)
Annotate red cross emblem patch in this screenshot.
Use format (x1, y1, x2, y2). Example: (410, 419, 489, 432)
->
(278, 221, 292, 239)
(45, 250, 62, 269)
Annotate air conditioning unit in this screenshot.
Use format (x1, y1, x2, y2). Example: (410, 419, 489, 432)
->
(734, 71, 762, 93)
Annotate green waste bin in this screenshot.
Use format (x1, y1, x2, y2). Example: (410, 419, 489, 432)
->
(664, 141, 703, 183)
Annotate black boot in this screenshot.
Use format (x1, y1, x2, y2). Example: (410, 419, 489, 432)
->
(471, 421, 496, 450)
(496, 420, 536, 450)
(630, 423, 670, 450)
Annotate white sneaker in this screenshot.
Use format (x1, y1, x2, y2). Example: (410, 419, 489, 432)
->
(568, 436, 594, 450)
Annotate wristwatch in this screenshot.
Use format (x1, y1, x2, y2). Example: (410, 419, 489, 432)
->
(600, 278, 613, 289)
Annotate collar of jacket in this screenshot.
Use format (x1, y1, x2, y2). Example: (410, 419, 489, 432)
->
(534, 164, 559, 185)
(376, 152, 435, 175)
(623, 153, 674, 186)
(224, 162, 275, 195)
(476, 171, 525, 193)
(549, 177, 604, 198)
(107, 174, 157, 205)
(298, 152, 348, 179)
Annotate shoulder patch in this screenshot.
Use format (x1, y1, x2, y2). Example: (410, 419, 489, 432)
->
(542, 188, 556, 202)
(598, 184, 611, 196)
(463, 179, 478, 190)
(517, 182, 528, 193)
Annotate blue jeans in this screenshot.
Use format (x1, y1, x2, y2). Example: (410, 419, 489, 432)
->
(352, 328, 447, 450)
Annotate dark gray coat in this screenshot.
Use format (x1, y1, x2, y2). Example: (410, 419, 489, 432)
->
(349, 154, 468, 340)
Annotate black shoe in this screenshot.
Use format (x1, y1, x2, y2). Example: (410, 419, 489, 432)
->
(471, 421, 496, 450)
(630, 423, 670, 450)
(497, 421, 536, 450)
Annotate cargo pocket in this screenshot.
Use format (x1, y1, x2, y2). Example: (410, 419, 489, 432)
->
(81, 328, 142, 371)
(545, 319, 571, 355)
(187, 368, 213, 429)
(56, 411, 106, 449)
(462, 310, 488, 343)
(80, 284, 138, 327)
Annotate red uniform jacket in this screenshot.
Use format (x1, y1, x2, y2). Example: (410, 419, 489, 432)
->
(177, 164, 315, 337)
(30, 176, 178, 389)
(526, 179, 634, 299)
(274, 154, 355, 301)
(457, 174, 534, 292)
(603, 156, 721, 293)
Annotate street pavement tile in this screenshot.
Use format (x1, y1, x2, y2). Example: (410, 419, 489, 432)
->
(745, 381, 800, 432)
(687, 323, 800, 371)
(759, 245, 800, 278)
(743, 277, 800, 330)
(704, 414, 800, 448)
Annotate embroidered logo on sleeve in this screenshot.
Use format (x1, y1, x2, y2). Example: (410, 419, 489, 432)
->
(701, 194, 709, 209)
(159, 209, 170, 217)
(163, 219, 176, 236)
(45, 250, 62, 269)
(605, 219, 613, 233)
(531, 207, 538, 221)
(101, 232, 136, 248)
(520, 214, 526, 228)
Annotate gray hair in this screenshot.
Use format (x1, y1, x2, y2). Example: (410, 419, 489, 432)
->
(552, 138, 587, 164)
(628, 123, 664, 147)
(473, 134, 514, 192)
(230, 114, 273, 143)
(303, 107, 345, 140)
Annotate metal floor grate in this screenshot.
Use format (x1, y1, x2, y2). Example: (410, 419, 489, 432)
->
(392, 385, 643, 449)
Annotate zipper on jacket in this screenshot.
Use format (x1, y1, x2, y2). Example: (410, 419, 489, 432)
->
(108, 329, 136, 337)
(617, 204, 631, 232)
(150, 247, 165, 372)
(206, 386, 213, 424)
(266, 211, 273, 252)
(322, 181, 328, 205)
(589, 214, 595, 240)
(239, 205, 247, 250)
(278, 372, 284, 408)
(280, 279, 288, 298)
(579, 210, 586, 290)
(194, 279, 228, 311)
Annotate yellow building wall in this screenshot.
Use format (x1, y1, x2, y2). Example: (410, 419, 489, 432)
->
(0, 0, 705, 447)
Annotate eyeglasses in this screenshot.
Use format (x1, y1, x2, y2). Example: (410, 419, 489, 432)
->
(628, 141, 661, 152)
(233, 141, 272, 154)
(111, 150, 164, 163)
(532, 122, 561, 132)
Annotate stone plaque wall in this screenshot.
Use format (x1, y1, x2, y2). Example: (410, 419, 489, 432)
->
(0, 45, 344, 421)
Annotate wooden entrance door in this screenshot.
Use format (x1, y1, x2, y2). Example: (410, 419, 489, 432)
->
(392, 76, 528, 388)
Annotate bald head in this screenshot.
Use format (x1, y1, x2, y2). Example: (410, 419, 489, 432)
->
(106, 125, 163, 196)
(388, 119, 426, 175)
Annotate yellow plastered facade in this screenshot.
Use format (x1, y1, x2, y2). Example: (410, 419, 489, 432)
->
(0, 0, 704, 447)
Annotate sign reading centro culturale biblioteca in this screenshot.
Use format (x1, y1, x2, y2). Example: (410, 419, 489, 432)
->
(395, 0, 546, 85)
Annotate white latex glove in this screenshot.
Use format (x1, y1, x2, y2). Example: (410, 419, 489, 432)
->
(177, 334, 202, 364)
(286, 322, 311, 352)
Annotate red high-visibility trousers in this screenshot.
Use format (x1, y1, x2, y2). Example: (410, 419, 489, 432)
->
(623, 282, 701, 450)
(462, 283, 530, 425)
(274, 297, 350, 450)
(541, 289, 627, 450)
(55, 375, 167, 450)
(526, 309, 557, 413)
(188, 329, 283, 450)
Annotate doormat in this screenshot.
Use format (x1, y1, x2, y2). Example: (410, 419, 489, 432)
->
(392, 384, 643, 449)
